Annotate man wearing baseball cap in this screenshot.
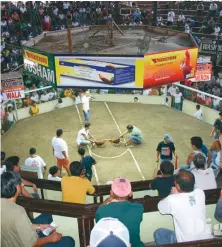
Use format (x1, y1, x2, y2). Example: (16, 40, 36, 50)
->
(95, 177, 144, 247)
(89, 218, 131, 247)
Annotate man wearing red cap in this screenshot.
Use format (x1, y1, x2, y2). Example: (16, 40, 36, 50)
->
(95, 177, 144, 247)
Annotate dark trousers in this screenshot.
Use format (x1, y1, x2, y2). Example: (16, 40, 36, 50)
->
(32, 214, 75, 247)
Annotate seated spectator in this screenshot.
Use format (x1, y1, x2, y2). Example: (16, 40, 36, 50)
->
(78, 148, 96, 181)
(154, 170, 213, 245)
(89, 218, 130, 247)
(150, 161, 175, 197)
(209, 2, 218, 17)
(72, 20, 79, 27)
(55, 98, 64, 109)
(30, 101, 39, 116)
(5, 156, 38, 198)
(31, 91, 40, 103)
(196, 2, 204, 17)
(214, 24, 221, 35)
(1, 151, 6, 175)
(168, 84, 177, 96)
(191, 153, 217, 190)
(208, 17, 215, 28)
(211, 112, 222, 139)
(156, 134, 176, 163)
(23, 94, 32, 107)
(61, 161, 95, 204)
(157, 14, 164, 27)
(24, 148, 46, 179)
(40, 90, 50, 102)
(1, 172, 75, 247)
(48, 166, 61, 181)
(213, 98, 220, 111)
(194, 104, 202, 120)
(95, 177, 144, 247)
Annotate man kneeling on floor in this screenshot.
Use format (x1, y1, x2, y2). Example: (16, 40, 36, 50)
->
(120, 125, 143, 147)
(1, 171, 75, 247)
(154, 170, 213, 245)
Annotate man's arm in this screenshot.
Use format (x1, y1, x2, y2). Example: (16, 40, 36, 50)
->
(61, 151, 68, 159)
(22, 187, 34, 198)
(22, 179, 38, 194)
(219, 135, 222, 167)
(158, 196, 172, 215)
(119, 130, 128, 138)
(87, 183, 95, 195)
(210, 127, 215, 137)
(156, 151, 160, 162)
(33, 232, 62, 247)
(207, 151, 212, 166)
(187, 153, 194, 166)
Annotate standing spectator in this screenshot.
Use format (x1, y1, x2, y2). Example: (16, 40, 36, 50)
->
(191, 153, 217, 190)
(1, 172, 75, 247)
(48, 166, 62, 181)
(211, 112, 222, 139)
(4, 106, 15, 129)
(96, 177, 144, 247)
(81, 91, 93, 122)
(168, 84, 177, 96)
(157, 14, 164, 27)
(89, 218, 131, 247)
(52, 129, 70, 176)
(150, 161, 175, 197)
(213, 98, 220, 111)
(156, 134, 176, 163)
(24, 148, 46, 179)
(44, 14, 51, 31)
(209, 2, 218, 17)
(172, 88, 183, 111)
(167, 9, 175, 27)
(5, 156, 38, 198)
(154, 170, 213, 245)
(61, 161, 95, 204)
(78, 148, 96, 181)
(197, 2, 204, 18)
(214, 24, 221, 35)
(194, 104, 202, 120)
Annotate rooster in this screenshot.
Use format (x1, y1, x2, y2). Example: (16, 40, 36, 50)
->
(94, 140, 106, 147)
(109, 138, 121, 147)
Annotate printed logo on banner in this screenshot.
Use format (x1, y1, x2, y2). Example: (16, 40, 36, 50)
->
(24, 50, 49, 67)
(200, 39, 222, 54)
(1, 78, 25, 100)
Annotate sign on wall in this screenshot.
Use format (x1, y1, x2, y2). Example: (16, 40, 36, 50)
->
(1, 78, 25, 100)
(143, 48, 199, 88)
(200, 39, 222, 54)
(23, 47, 56, 87)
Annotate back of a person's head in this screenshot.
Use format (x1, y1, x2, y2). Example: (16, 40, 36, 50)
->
(126, 125, 133, 131)
(190, 136, 203, 149)
(56, 129, 63, 137)
(49, 166, 59, 176)
(160, 161, 174, 175)
(196, 104, 200, 110)
(29, 148, 36, 155)
(69, 161, 83, 176)
(85, 123, 90, 128)
(1, 151, 6, 161)
(1, 171, 22, 198)
(5, 156, 19, 171)
(175, 170, 195, 193)
(58, 98, 63, 104)
(193, 153, 207, 169)
(78, 148, 85, 156)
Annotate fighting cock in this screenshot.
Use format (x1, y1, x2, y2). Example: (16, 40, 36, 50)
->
(95, 140, 106, 147)
(109, 138, 121, 145)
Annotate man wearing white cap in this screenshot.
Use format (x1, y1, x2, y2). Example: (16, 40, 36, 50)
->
(95, 177, 144, 247)
(89, 218, 131, 247)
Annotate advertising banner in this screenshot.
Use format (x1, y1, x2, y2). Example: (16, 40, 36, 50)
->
(23, 47, 56, 87)
(143, 48, 199, 88)
(194, 63, 212, 81)
(200, 38, 222, 54)
(55, 55, 144, 89)
(1, 78, 25, 100)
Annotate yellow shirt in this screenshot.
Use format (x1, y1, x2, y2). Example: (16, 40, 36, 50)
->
(30, 105, 39, 116)
(61, 176, 95, 204)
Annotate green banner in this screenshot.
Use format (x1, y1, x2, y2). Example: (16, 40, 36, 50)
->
(23, 46, 56, 88)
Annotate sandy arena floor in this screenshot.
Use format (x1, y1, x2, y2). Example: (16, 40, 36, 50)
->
(2, 102, 213, 185)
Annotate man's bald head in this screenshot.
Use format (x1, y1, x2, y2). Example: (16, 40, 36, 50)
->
(175, 170, 195, 193)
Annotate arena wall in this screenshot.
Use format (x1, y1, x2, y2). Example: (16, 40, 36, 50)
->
(16, 95, 216, 126)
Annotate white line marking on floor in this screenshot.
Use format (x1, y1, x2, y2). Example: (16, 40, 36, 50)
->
(75, 105, 100, 185)
(104, 102, 145, 180)
(91, 149, 129, 159)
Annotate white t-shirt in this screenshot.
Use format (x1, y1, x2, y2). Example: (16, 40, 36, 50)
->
(31, 94, 39, 103)
(168, 86, 177, 96)
(52, 137, 68, 159)
(76, 128, 89, 145)
(0, 165, 6, 175)
(24, 156, 46, 179)
(167, 11, 175, 22)
(81, 95, 91, 112)
(48, 174, 62, 181)
(178, 15, 185, 22)
(192, 168, 217, 190)
(173, 92, 182, 103)
(40, 94, 50, 102)
(7, 112, 14, 122)
(158, 188, 213, 242)
(194, 110, 202, 120)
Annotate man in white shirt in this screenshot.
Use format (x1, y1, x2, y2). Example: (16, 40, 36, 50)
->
(40, 91, 50, 103)
(81, 91, 94, 122)
(209, 2, 218, 17)
(194, 104, 202, 120)
(168, 84, 177, 96)
(172, 88, 183, 111)
(167, 10, 175, 26)
(178, 13, 185, 26)
(191, 153, 217, 190)
(31, 92, 40, 103)
(24, 148, 46, 179)
(52, 129, 70, 176)
(76, 123, 95, 147)
(154, 170, 213, 245)
(1, 151, 6, 175)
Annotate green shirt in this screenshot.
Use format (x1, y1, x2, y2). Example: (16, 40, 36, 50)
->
(96, 201, 144, 247)
(131, 126, 143, 142)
